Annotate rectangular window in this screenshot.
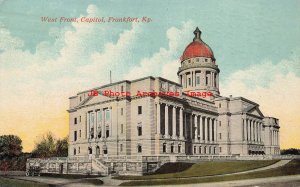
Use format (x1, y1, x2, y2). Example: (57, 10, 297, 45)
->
(121, 124, 124, 134)
(138, 145, 142, 153)
(74, 131, 77, 141)
(178, 145, 181, 153)
(219, 147, 222, 152)
(219, 133, 222, 140)
(79, 116, 81, 122)
(138, 106, 142, 115)
(163, 144, 167, 153)
(137, 123, 142, 136)
(106, 130, 109, 138)
(219, 121, 221, 127)
(74, 118, 77, 125)
(121, 85, 124, 92)
(97, 111, 102, 123)
(121, 108, 123, 116)
(120, 144, 123, 152)
(90, 113, 94, 126)
(79, 130, 81, 138)
(196, 76, 200, 84)
(188, 78, 191, 86)
(105, 110, 110, 121)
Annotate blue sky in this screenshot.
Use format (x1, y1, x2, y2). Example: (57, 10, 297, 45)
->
(0, 0, 300, 150)
(1, 0, 299, 79)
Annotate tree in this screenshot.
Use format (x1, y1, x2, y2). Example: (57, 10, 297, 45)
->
(32, 132, 69, 158)
(32, 132, 56, 158)
(0, 135, 23, 159)
(281, 148, 300, 155)
(55, 136, 68, 157)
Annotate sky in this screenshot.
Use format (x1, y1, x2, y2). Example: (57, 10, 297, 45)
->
(0, 0, 299, 152)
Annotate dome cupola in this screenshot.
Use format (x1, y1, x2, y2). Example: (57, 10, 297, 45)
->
(177, 27, 220, 99)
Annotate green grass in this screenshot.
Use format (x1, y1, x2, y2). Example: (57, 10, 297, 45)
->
(0, 176, 49, 187)
(115, 160, 278, 180)
(120, 159, 300, 186)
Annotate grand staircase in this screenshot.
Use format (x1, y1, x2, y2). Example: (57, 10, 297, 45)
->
(92, 158, 109, 176)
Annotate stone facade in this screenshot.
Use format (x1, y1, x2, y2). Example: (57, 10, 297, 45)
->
(27, 28, 280, 176)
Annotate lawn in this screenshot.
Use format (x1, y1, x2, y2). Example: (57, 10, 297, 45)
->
(0, 176, 48, 187)
(120, 159, 300, 186)
(115, 160, 278, 180)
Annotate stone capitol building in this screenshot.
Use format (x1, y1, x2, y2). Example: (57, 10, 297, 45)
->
(27, 28, 281, 176)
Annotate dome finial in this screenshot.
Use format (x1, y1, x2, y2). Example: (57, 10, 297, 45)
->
(193, 27, 202, 41)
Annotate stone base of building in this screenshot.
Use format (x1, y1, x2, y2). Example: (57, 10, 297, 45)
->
(27, 154, 288, 176)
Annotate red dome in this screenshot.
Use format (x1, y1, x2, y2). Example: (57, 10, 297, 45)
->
(180, 27, 214, 61)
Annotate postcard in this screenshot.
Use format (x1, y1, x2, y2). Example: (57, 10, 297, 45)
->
(0, 0, 299, 186)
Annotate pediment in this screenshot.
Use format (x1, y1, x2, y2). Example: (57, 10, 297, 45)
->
(79, 94, 114, 107)
(246, 106, 264, 118)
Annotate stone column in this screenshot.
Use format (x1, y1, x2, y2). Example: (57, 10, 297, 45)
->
(190, 114, 193, 140)
(211, 72, 213, 87)
(243, 118, 247, 141)
(86, 112, 89, 139)
(165, 104, 169, 138)
(214, 119, 217, 142)
(216, 74, 219, 89)
(194, 114, 198, 142)
(172, 106, 177, 139)
(258, 122, 260, 143)
(212, 72, 215, 87)
(194, 71, 197, 86)
(278, 130, 280, 146)
(156, 103, 161, 135)
(102, 109, 105, 138)
(210, 118, 213, 142)
(247, 119, 250, 142)
(199, 116, 203, 142)
(251, 120, 254, 142)
(253, 121, 256, 143)
(179, 108, 184, 139)
(204, 117, 208, 142)
(93, 111, 96, 139)
(256, 122, 259, 142)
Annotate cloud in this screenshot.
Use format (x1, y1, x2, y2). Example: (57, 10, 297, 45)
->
(0, 27, 24, 51)
(221, 53, 300, 148)
(124, 21, 195, 82)
(0, 4, 144, 151)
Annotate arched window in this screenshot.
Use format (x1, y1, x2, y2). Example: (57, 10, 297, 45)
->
(73, 148, 76, 155)
(88, 147, 92, 154)
(96, 146, 100, 155)
(199, 146, 202, 154)
(194, 146, 197, 154)
(78, 147, 80, 153)
(171, 144, 174, 153)
(214, 147, 216, 154)
(204, 146, 207, 154)
(103, 145, 108, 155)
(178, 144, 181, 153)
